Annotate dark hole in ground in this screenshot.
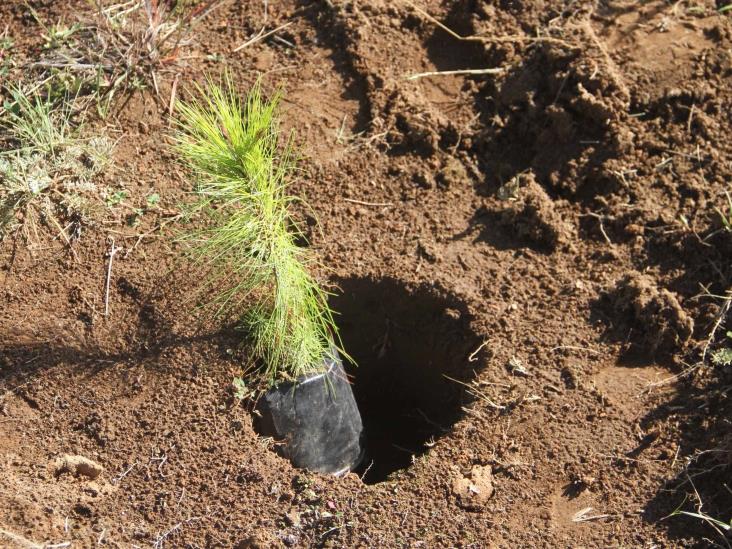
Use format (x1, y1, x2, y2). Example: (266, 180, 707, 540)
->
(330, 276, 485, 484)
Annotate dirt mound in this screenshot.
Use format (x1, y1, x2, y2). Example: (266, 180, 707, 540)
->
(475, 24, 632, 199)
(608, 273, 695, 356)
(497, 172, 574, 251)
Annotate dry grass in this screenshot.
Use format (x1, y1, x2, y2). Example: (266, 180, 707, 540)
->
(31, 0, 223, 115)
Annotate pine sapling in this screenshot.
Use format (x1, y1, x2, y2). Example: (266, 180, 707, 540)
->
(174, 75, 344, 387)
(174, 75, 364, 475)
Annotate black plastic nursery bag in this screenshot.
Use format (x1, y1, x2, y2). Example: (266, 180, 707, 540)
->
(256, 351, 364, 475)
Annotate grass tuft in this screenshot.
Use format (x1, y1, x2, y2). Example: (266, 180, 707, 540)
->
(0, 86, 112, 241)
(174, 75, 344, 387)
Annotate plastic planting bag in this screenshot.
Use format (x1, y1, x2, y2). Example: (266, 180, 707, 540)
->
(256, 351, 364, 475)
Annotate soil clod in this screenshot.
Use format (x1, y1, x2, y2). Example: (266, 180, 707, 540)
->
(451, 465, 494, 510)
(498, 172, 573, 251)
(54, 454, 104, 480)
(607, 273, 694, 356)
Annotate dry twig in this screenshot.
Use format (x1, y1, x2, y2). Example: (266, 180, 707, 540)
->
(343, 197, 393, 207)
(404, 0, 574, 48)
(233, 21, 293, 52)
(104, 236, 120, 316)
(407, 67, 504, 80)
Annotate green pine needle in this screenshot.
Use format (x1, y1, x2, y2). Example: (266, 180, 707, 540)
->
(174, 75, 343, 387)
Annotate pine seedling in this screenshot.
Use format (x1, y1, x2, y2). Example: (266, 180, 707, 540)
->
(174, 76, 343, 387)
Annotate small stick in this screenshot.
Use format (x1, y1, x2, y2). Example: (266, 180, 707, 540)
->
(124, 212, 184, 258)
(111, 461, 137, 484)
(343, 198, 393, 207)
(468, 340, 490, 362)
(580, 212, 613, 245)
(572, 507, 613, 522)
(551, 345, 601, 355)
(444, 375, 506, 410)
(104, 237, 120, 316)
(233, 21, 292, 52)
(670, 445, 680, 470)
(169, 73, 180, 116)
(272, 34, 295, 48)
(359, 460, 374, 482)
(407, 67, 504, 80)
(335, 114, 348, 143)
(320, 525, 343, 540)
(686, 103, 695, 135)
(48, 215, 79, 262)
(151, 70, 161, 100)
(153, 516, 202, 549)
(150, 453, 168, 477)
(701, 290, 732, 363)
(404, 0, 573, 47)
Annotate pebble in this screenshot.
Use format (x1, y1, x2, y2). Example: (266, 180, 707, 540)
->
(55, 454, 104, 480)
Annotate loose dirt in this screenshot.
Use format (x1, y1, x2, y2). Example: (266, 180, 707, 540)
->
(2, 0, 732, 547)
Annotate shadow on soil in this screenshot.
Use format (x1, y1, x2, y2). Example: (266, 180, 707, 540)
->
(640, 365, 732, 547)
(591, 282, 732, 546)
(295, 0, 372, 134)
(330, 276, 486, 484)
(464, 37, 623, 203)
(452, 205, 559, 254)
(0, 273, 243, 390)
(0, 328, 238, 381)
(418, 1, 632, 220)
(422, 6, 490, 78)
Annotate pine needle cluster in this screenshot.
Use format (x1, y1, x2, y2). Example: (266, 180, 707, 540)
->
(174, 76, 342, 386)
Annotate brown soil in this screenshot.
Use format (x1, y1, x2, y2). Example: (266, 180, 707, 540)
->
(2, 0, 732, 547)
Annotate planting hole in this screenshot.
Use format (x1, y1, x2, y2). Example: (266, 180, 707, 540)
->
(331, 277, 485, 484)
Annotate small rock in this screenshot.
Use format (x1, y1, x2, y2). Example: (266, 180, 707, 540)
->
(452, 465, 494, 510)
(284, 509, 301, 528)
(55, 455, 104, 480)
